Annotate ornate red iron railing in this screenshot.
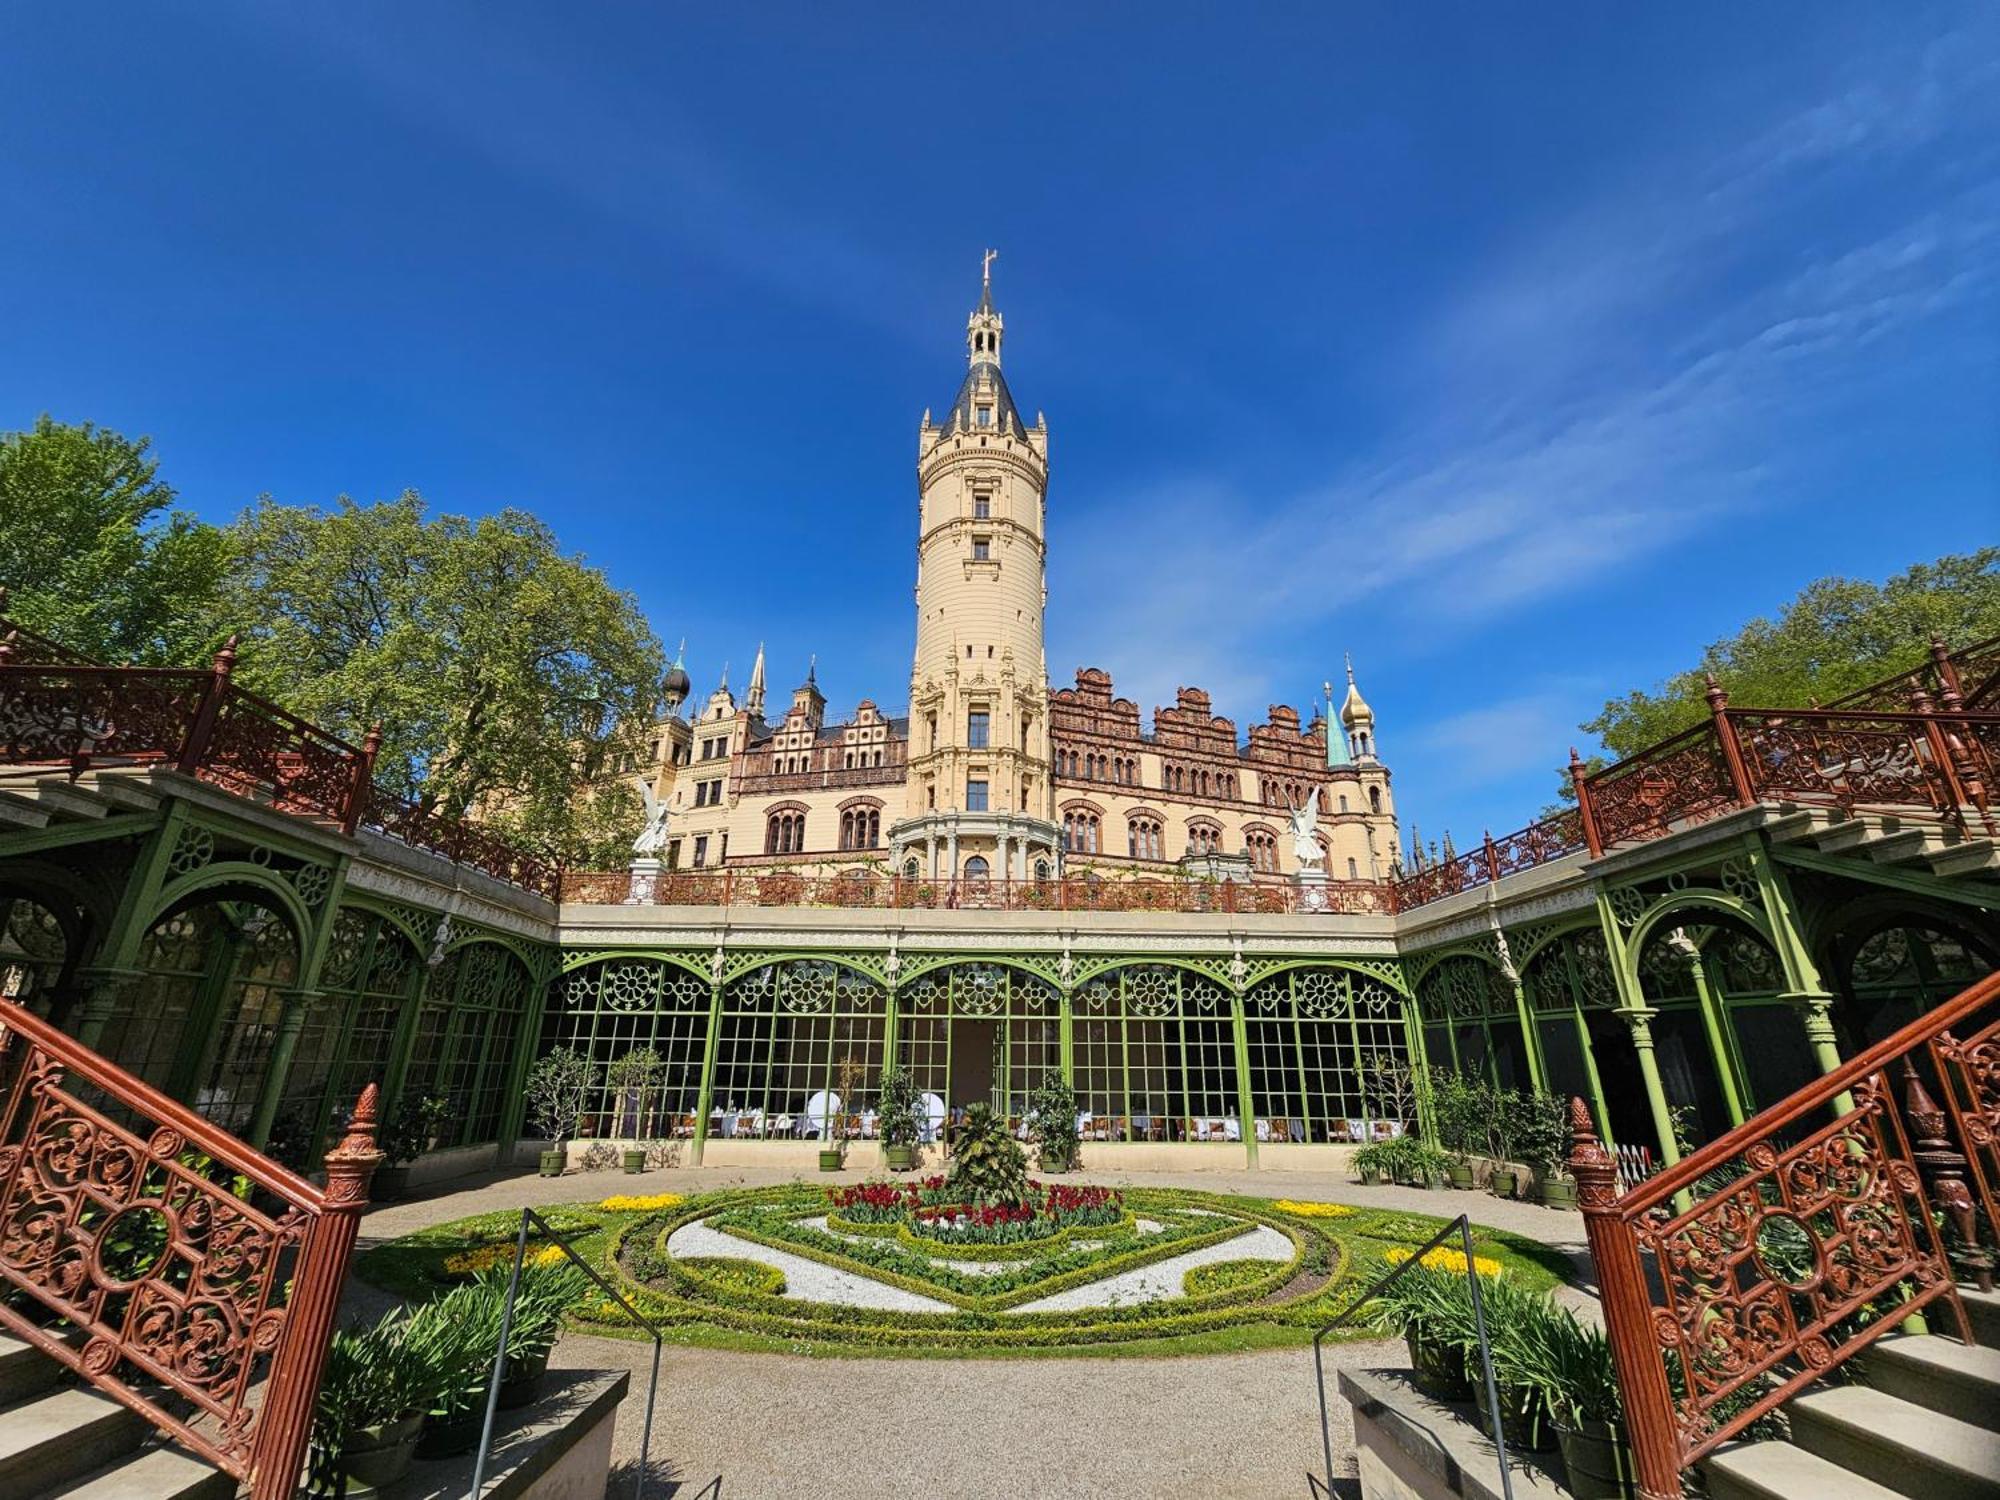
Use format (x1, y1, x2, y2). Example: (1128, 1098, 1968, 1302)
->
(1387, 810, 1586, 910)
(0, 628, 559, 898)
(563, 868, 1396, 915)
(0, 998, 381, 1500)
(1571, 969, 2000, 1500)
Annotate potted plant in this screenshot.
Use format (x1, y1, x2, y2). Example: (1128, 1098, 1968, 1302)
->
(1541, 1309, 1637, 1497)
(483, 1255, 589, 1408)
(1353, 1139, 1392, 1185)
(526, 1046, 594, 1177)
(877, 1066, 923, 1172)
(1429, 1068, 1480, 1188)
(1473, 1274, 1561, 1452)
(1371, 1259, 1474, 1401)
(1521, 1090, 1578, 1208)
(946, 1102, 1029, 1204)
(311, 1311, 432, 1491)
(372, 1094, 452, 1202)
(1487, 1086, 1524, 1198)
(1027, 1073, 1082, 1174)
(404, 1281, 506, 1459)
(606, 1045, 663, 1172)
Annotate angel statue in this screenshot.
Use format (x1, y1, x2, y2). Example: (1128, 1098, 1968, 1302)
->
(1288, 788, 1325, 873)
(631, 778, 672, 858)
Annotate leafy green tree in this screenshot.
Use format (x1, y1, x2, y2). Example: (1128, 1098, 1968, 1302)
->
(0, 416, 232, 663)
(224, 493, 663, 857)
(1548, 550, 2000, 806)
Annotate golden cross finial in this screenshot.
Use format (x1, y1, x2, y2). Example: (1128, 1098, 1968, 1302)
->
(982, 247, 997, 286)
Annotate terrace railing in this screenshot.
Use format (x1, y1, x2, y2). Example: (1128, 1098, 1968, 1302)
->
(0, 623, 560, 898)
(563, 868, 1396, 915)
(0, 998, 381, 1500)
(1571, 969, 2000, 1500)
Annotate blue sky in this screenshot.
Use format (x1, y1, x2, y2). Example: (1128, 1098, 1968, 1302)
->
(3, 5, 1994, 848)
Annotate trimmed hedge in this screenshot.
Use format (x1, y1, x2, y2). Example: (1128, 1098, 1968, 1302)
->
(822, 1207, 1140, 1261)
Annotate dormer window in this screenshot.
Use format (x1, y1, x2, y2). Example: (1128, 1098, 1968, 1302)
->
(976, 405, 993, 427)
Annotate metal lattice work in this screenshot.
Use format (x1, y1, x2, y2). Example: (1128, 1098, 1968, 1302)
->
(0, 899, 69, 1012)
(709, 961, 886, 1140)
(1241, 967, 1410, 1144)
(399, 943, 531, 1149)
(556, 959, 711, 1138)
(898, 963, 1060, 1135)
(270, 909, 422, 1165)
(196, 913, 301, 1139)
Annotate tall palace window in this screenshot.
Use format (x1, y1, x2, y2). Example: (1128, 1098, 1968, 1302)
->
(1063, 810, 1099, 853)
(1128, 817, 1164, 862)
(765, 809, 806, 855)
(839, 807, 880, 850)
(967, 709, 990, 748)
(965, 779, 989, 812)
(1246, 829, 1278, 873)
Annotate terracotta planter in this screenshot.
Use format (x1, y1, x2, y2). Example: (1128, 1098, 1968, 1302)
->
(1474, 1375, 1559, 1452)
(884, 1144, 915, 1172)
(1405, 1331, 1473, 1402)
(621, 1148, 646, 1174)
(1489, 1167, 1519, 1198)
(322, 1412, 423, 1493)
(1556, 1418, 1638, 1500)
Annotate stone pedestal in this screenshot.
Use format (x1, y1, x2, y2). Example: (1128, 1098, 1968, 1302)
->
(1294, 869, 1330, 912)
(625, 857, 665, 905)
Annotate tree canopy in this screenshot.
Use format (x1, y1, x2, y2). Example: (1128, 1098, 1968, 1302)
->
(0, 416, 232, 663)
(1584, 548, 2000, 763)
(225, 493, 663, 862)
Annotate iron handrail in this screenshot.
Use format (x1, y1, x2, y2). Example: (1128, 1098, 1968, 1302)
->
(1310, 1213, 1513, 1500)
(470, 1206, 664, 1500)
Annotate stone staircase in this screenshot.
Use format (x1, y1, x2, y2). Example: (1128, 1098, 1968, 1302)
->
(0, 771, 167, 832)
(1703, 1288, 2000, 1500)
(0, 1333, 232, 1500)
(1762, 805, 2000, 882)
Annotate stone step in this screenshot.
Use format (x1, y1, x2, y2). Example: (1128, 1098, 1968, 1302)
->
(0, 1386, 148, 1498)
(0, 792, 53, 831)
(1762, 808, 1837, 843)
(0, 1335, 62, 1406)
(1960, 1285, 2000, 1347)
(1926, 837, 2000, 879)
(1863, 826, 1956, 866)
(20, 781, 113, 821)
(1705, 1439, 1909, 1500)
(44, 1442, 234, 1500)
(1867, 1335, 2000, 1426)
(1808, 817, 1879, 855)
(81, 777, 164, 816)
(1789, 1383, 2000, 1500)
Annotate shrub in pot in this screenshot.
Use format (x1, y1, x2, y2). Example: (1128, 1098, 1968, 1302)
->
(403, 1282, 506, 1460)
(1370, 1259, 1474, 1401)
(480, 1254, 589, 1408)
(1472, 1273, 1561, 1453)
(1538, 1310, 1636, 1498)
(1352, 1139, 1394, 1185)
(946, 1103, 1029, 1204)
(877, 1066, 923, 1172)
(526, 1047, 594, 1178)
(1489, 1165, 1521, 1198)
(1514, 1088, 1577, 1209)
(1027, 1073, 1082, 1174)
(605, 1045, 663, 1156)
(310, 1312, 432, 1492)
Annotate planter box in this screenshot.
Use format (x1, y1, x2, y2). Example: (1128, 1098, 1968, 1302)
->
(1338, 1366, 1570, 1500)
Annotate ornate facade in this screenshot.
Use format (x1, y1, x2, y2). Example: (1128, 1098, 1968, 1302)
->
(607, 262, 1401, 889)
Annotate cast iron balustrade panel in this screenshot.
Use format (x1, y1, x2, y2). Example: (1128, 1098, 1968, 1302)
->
(0, 1002, 379, 1499)
(1585, 721, 1740, 849)
(199, 685, 365, 823)
(0, 666, 209, 772)
(1732, 709, 1949, 818)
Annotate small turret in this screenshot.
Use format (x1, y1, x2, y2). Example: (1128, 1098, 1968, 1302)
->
(745, 642, 767, 719)
(1340, 654, 1378, 762)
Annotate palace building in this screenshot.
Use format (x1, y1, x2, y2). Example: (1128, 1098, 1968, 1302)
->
(597, 261, 1400, 890)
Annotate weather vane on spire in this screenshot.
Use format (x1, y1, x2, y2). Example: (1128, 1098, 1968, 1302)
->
(982, 247, 998, 287)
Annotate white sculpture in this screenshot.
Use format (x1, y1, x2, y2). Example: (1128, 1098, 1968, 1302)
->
(631, 777, 672, 856)
(1288, 789, 1325, 873)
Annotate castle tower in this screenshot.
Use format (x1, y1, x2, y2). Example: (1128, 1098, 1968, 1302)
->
(891, 252, 1059, 883)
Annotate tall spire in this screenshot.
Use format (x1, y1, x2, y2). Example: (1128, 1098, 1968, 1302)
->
(967, 250, 1003, 367)
(1324, 679, 1351, 767)
(745, 641, 767, 718)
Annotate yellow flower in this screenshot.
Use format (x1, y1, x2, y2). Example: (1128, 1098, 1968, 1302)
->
(1384, 1245, 1502, 1278)
(531, 1243, 569, 1268)
(1275, 1199, 1355, 1218)
(598, 1192, 685, 1213)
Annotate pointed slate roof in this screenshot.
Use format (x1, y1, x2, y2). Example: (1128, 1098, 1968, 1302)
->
(934, 360, 1029, 440)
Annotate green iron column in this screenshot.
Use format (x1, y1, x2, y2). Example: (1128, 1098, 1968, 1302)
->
(75, 800, 192, 1051)
(247, 862, 352, 1149)
(1058, 984, 1075, 1083)
(689, 953, 726, 1167)
(1596, 887, 1680, 1174)
(1743, 838, 1847, 1097)
(1509, 976, 1547, 1092)
(1686, 946, 1747, 1127)
(1230, 985, 1258, 1169)
(496, 949, 558, 1155)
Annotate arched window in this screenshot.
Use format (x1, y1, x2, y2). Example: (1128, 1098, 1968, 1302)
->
(1127, 817, 1164, 861)
(765, 809, 806, 855)
(1368, 786, 1382, 814)
(1338, 793, 1349, 813)
(1187, 821, 1221, 856)
(903, 858, 921, 881)
(1347, 857, 1359, 879)
(1034, 858, 1052, 881)
(964, 855, 990, 881)
(1245, 830, 1278, 873)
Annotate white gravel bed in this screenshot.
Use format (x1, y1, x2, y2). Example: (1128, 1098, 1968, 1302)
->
(666, 1217, 955, 1313)
(1005, 1224, 1291, 1314)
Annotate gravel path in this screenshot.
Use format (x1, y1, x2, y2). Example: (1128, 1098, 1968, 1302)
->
(665, 1217, 955, 1313)
(1009, 1222, 1290, 1312)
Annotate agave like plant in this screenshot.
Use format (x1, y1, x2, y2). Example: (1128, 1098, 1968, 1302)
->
(945, 1103, 1029, 1205)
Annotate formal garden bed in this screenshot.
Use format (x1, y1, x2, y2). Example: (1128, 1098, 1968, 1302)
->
(357, 1185, 1570, 1358)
